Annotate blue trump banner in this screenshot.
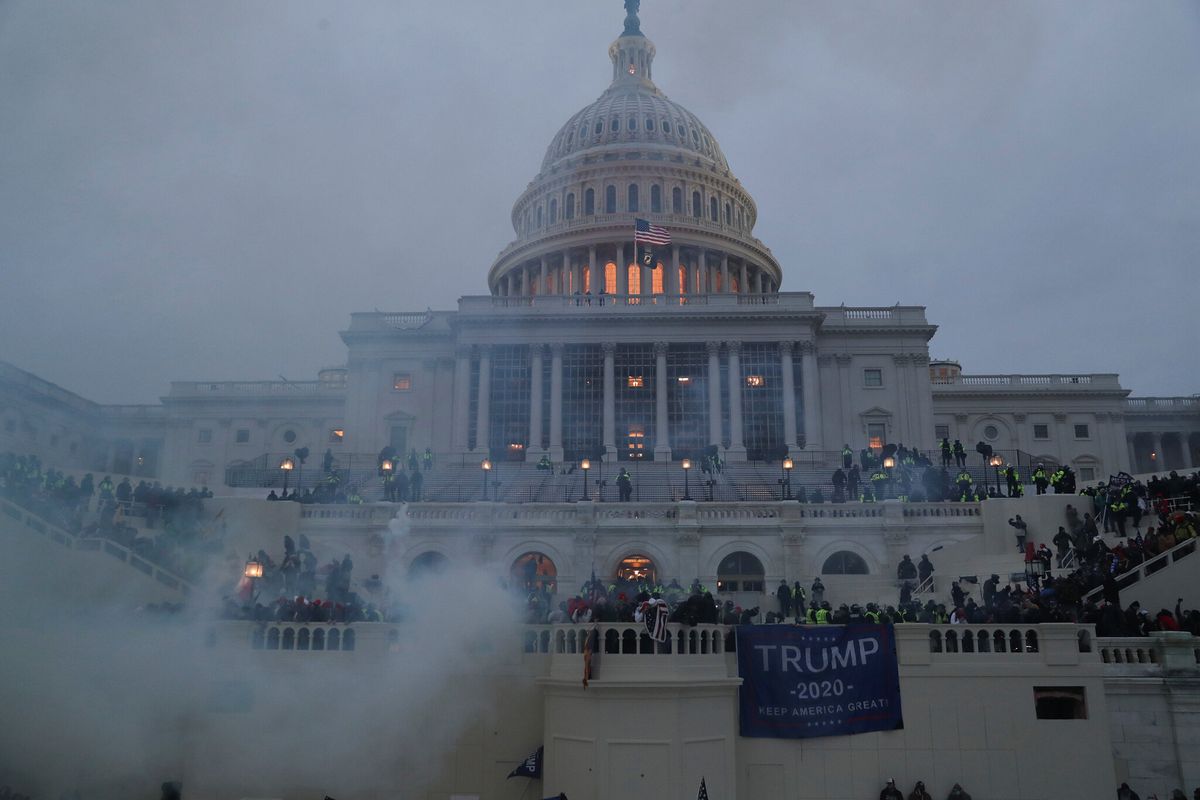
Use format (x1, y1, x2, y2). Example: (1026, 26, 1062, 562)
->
(736, 624, 903, 739)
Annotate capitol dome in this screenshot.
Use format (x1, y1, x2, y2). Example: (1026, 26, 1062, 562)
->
(487, 4, 781, 299)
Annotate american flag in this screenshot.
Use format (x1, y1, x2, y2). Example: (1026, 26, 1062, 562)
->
(634, 218, 671, 246)
(697, 777, 709, 800)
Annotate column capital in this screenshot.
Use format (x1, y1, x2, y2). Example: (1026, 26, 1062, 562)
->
(796, 341, 816, 355)
(910, 354, 930, 366)
(835, 353, 853, 365)
(530, 343, 546, 359)
(654, 341, 670, 356)
(706, 340, 723, 355)
(455, 344, 473, 359)
(477, 343, 492, 357)
(602, 341, 617, 356)
(891, 353, 910, 366)
(550, 342, 565, 357)
(725, 340, 741, 354)
(779, 340, 795, 355)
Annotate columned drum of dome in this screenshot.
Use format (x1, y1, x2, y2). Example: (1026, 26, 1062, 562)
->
(487, 6, 782, 299)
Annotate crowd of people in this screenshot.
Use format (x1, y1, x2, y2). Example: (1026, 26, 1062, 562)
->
(0, 452, 220, 581)
(879, 778, 972, 800)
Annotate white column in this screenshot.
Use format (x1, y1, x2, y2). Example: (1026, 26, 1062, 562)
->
(707, 341, 722, 446)
(549, 344, 564, 461)
(473, 345, 491, 454)
(587, 246, 597, 294)
(668, 244, 681, 296)
(1152, 432, 1164, 470)
(452, 345, 472, 452)
(800, 342, 822, 450)
(739, 262, 748, 294)
(699, 249, 708, 294)
(780, 341, 797, 451)
(539, 257, 548, 297)
(721, 255, 729, 294)
(571, 255, 582, 296)
(529, 345, 544, 455)
(1127, 435, 1139, 473)
(727, 341, 746, 459)
(654, 341, 671, 459)
(602, 342, 617, 458)
(1181, 434, 1194, 470)
(755, 269, 764, 294)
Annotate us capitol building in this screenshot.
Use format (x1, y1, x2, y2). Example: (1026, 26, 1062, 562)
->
(1, 4, 1199, 800)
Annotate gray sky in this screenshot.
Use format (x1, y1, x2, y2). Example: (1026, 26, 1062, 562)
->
(2, 0, 1197, 404)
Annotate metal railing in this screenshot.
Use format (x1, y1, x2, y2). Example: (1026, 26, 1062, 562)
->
(1082, 536, 1198, 603)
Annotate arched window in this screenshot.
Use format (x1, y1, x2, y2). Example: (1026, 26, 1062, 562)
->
(604, 261, 617, 294)
(725, 202, 732, 225)
(717, 551, 765, 593)
(672, 187, 683, 214)
(692, 191, 702, 218)
(645, 117, 655, 132)
(580, 124, 589, 141)
(615, 554, 657, 585)
(663, 120, 672, 134)
(678, 265, 687, 295)
(710, 197, 719, 221)
(627, 184, 639, 212)
(594, 121, 603, 136)
(566, 193, 575, 220)
(585, 188, 595, 216)
(627, 117, 636, 131)
(650, 185, 662, 213)
(409, 551, 449, 577)
(627, 264, 640, 295)
(536, 206, 543, 229)
(512, 552, 558, 592)
(652, 263, 664, 294)
(821, 551, 869, 575)
(738, 207, 744, 229)
(610, 117, 620, 133)
(605, 185, 617, 214)
(549, 198, 558, 225)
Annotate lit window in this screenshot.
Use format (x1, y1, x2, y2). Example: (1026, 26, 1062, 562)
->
(508, 442, 525, 452)
(626, 376, 645, 388)
(329, 428, 345, 443)
(676, 375, 691, 385)
(745, 375, 765, 387)
(652, 264, 664, 294)
(1074, 424, 1090, 439)
(864, 369, 883, 387)
(393, 373, 412, 391)
(197, 429, 212, 444)
(627, 63, 636, 75)
(235, 429, 250, 444)
(1033, 424, 1049, 440)
(627, 426, 645, 458)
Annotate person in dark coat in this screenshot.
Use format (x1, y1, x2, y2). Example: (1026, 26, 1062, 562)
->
(880, 779, 903, 800)
(775, 580, 791, 618)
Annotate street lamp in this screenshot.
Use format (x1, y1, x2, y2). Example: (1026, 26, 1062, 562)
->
(681, 458, 693, 500)
(243, 554, 263, 603)
(380, 459, 394, 502)
(1025, 555, 1048, 589)
(279, 456, 295, 496)
(882, 455, 896, 470)
(579, 458, 591, 500)
(781, 457, 794, 500)
(481, 458, 492, 501)
(989, 454, 1004, 495)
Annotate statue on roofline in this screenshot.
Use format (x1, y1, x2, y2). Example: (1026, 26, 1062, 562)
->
(623, 0, 642, 36)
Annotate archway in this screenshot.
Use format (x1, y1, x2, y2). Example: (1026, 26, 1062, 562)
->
(614, 554, 657, 586)
(408, 551, 449, 578)
(716, 551, 765, 594)
(821, 551, 869, 575)
(511, 552, 558, 593)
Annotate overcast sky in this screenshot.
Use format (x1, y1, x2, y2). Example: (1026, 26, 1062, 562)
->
(2, 0, 1197, 404)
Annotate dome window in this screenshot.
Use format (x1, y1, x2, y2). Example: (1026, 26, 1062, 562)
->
(585, 188, 595, 216)
(662, 121, 671, 134)
(710, 197, 719, 222)
(692, 191, 702, 219)
(549, 198, 558, 225)
(595, 121, 603, 136)
(566, 193, 576, 220)
(605, 185, 617, 214)
(536, 206, 543, 229)
(672, 187, 683, 214)
(627, 184, 639, 213)
(627, 117, 636, 132)
(645, 118, 655, 132)
(611, 117, 620, 133)
(580, 124, 589, 141)
(650, 185, 662, 213)
(725, 202, 732, 225)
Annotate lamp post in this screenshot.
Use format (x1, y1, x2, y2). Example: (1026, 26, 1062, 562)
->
(1024, 554, 1047, 589)
(279, 456, 295, 497)
(481, 458, 492, 501)
(989, 454, 1004, 495)
(781, 457, 794, 500)
(681, 458, 693, 501)
(380, 458, 394, 501)
(243, 554, 263, 603)
(882, 456, 895, 500)
(579, 458, 591, 500)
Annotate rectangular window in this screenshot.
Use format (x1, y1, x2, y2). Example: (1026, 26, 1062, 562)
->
(745, 374, 765, 388)
(740, 343, 784, 461)
(667, 344, 710, 460)
(1080, 467, 1096, 482)
(393, 373, 412, 392)
(1033, 424, 1049, 440)
(197, 429, 212, 444)
(1034, 687, 1087, 719)
(935, 424, 950, 440)
(488, 345, 531, 460)
(329, 428, 344, 443)
(626, 375, 644, 388)
(1074, 424, 1090, 439)
(562, 345, 604, 462)
(867, 423, 886, 450)
(864, 368, 883, 387)
(235, 429, 250, 444)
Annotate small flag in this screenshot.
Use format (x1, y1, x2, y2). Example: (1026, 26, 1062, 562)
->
(507, 746, 543, 779)
(646, 601, 670, 643)
(697, 776, 709, 800)
(634, 218, 670, 266)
